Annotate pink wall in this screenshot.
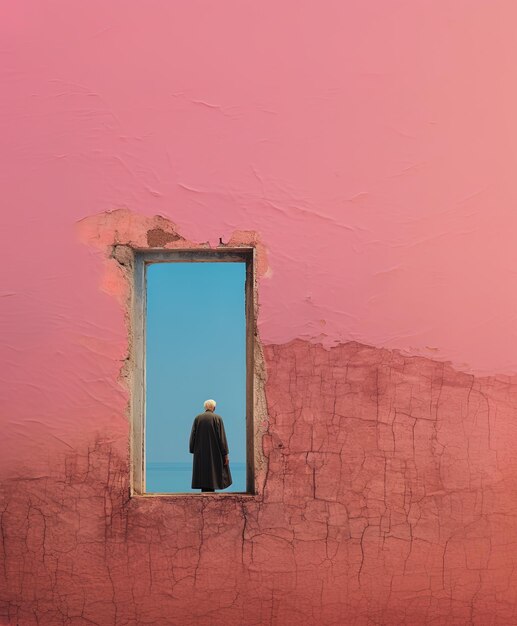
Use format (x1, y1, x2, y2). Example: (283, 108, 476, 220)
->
(2, 2, 517, 624)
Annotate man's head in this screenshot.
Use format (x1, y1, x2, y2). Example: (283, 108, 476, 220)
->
(204, 399, 216, 412)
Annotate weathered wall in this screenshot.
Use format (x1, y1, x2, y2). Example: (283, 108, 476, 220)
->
(2, 2, 517, 624)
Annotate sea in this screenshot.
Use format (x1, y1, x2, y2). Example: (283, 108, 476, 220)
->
(146, 461, 247, 493)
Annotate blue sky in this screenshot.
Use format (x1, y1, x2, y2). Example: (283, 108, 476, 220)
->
(145, 261, 246, 480)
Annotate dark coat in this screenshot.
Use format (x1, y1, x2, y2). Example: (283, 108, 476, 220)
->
(189, 411, 232, 490)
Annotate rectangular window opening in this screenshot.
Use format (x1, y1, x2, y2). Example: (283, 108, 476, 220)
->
(132, 249, 255, 496)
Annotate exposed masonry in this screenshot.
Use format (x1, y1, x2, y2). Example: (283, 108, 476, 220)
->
(2, 210, 517, 624)
(145, 228, 183, 247)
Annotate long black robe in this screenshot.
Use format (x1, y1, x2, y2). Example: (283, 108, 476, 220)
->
(189, 411, 232, 490)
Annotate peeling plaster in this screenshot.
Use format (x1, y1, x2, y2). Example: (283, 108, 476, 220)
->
(76, 208, 271, 499)
(76, 209, 270, 302)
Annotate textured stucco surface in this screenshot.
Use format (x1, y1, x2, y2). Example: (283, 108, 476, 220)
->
(2, 340, 517, 625)
(2, 1, 517, 624)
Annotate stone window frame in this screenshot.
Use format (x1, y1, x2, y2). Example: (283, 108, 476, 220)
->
(131, 247, 257, 497)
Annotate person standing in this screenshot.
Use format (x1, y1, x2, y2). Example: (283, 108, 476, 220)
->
(189, 399, 232, 492)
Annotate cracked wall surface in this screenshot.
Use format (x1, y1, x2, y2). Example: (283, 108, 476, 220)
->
(2, 342, 517, 625)
(3, 1, 517, 624)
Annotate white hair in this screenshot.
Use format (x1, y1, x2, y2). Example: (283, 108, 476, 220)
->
(204, 399, 216, 411)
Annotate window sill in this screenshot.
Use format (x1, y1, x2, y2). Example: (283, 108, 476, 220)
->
(132, 491, 259, 499)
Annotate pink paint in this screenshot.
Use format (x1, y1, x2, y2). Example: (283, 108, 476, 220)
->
(2, 1, 517, 624)
(2, 1, 517, 375)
